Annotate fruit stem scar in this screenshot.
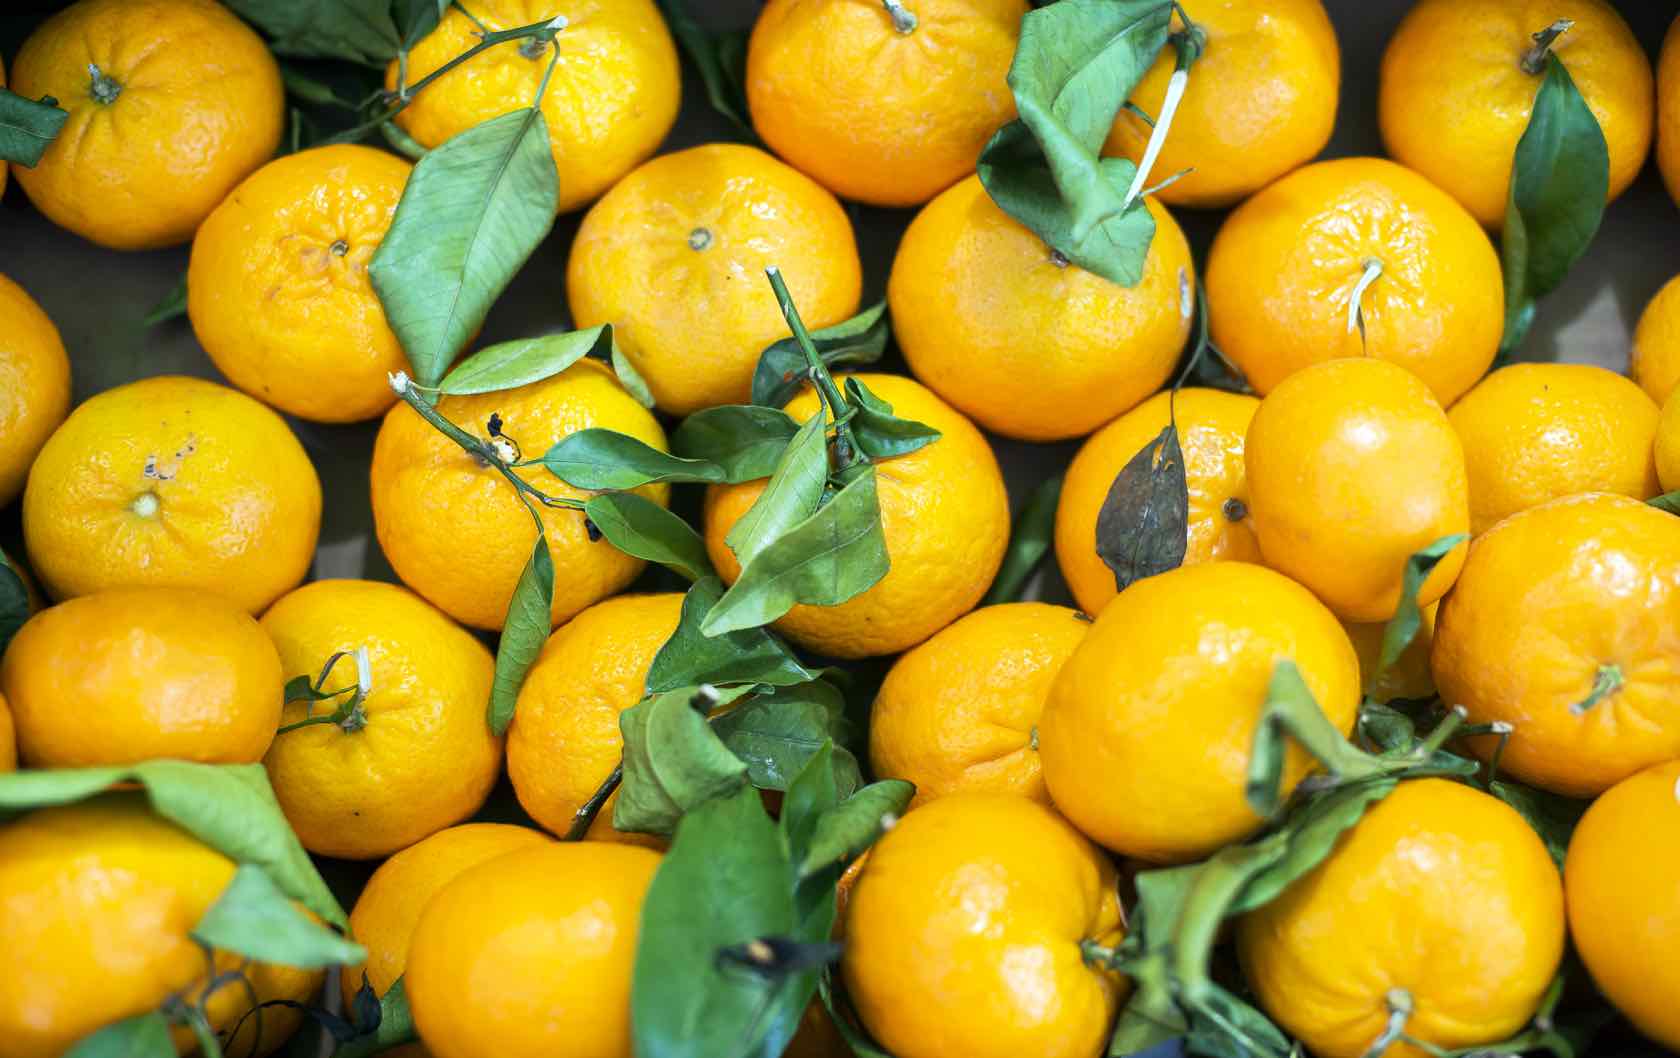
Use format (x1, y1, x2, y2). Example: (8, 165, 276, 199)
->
(86, 62, 122, 104)
(688, 226, 713, 251)
(1346, 258, 1384, 337)
(130, 490, 161, 518)
(1570, 663, 1622, 715)
(1359, 989, 1414, 1058)
(330, 239, 349, 256)
(1049, 248, 1069, 268)
(881, 0, 917, 34)
(1521, 19, 1575, 75)
(1222, 497, 1248, 522)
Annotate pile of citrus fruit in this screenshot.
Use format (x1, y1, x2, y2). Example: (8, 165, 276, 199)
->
(1, 1, 1679, 1057)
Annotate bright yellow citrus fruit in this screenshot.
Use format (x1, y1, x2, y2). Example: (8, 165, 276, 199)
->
(1657, 387, 1680, 492)
(0, 692, 15, 773)
(1633, 273, 1680, 405)
(0, 273, 70, 508)
(1661, 16, 1680, 209)
(1342, 603, 1438, 704)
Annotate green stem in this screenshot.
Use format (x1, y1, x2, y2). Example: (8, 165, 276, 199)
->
(881, 0, 917, 33)
(1359, 989, 1414, 1058)
(565, 762, 623, 840)
(764, 267, 861, 468)
(395, 15, 565, 104)
(1520, 19, 1574, 75)
(182, 1008, 224, 1058)
(87, 63, 122, 104)
(1570, 663, 1622, 715)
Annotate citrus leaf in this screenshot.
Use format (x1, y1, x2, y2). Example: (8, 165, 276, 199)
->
(843, 378, 941, 460)
(610, 338, 657, 408)
(725, 412, 829, 568)
(712, 682, 861, 794)
(752, 302, 890, 408)
(778, 744, 848, 978)
(646, 577, 822, 694)
(438, 327, 612, 395)
(63, 1013, 174, 1058)
(984, 475, 1063, 605)
(140, 273, 188, 329)
(615, 686, 752, 835)
(1247, 662, 1388, 817)
(671, 405, 801, 483)
(371, 107, 559, 387)
(780, 741, 843, 870)
(381, 119, 428, 160)
(223, 0, 402, 65)
(487, 535, 552, 736)
(392, 0, 448, 49)
(1649, 490, 1680, 515)
(333, 977, 419, 1058)
(1488, 780, 1588, 869)
(539, 429, 725, 490)
(1228, 779, 1398, 914)
(798, 779, 914, 879)
(655, 0, 754, 137)
(584, 493, 712, 582)
(1377, 534, 1467, 674)
(1095, 423, 1187, 592)
(0, 552, 29, 658)
(0, 87, 68, 167)
(192, 864, 366, 968)
(818, 971, 896, 1058)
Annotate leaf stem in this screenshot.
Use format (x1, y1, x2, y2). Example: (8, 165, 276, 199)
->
(1570, 663, 1622, 715)
(1359, 989, 1414, 1058)
(1520, 19, 1574, 76)
(1346, 257, 1384, 337)
(764, 268, 861, 468)
(881, 0, 917, 34)
(1122, 17, 1203, 209)
(565, 762, 624, 840)
(86, 62, 122, 105)
(396, 15, 566, 104)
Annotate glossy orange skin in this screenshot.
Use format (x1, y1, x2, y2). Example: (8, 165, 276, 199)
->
(1040, 562, 1360, 862)
(1565, 760, 1680, 1050)
(1449, 363, 1660, 534)
(262, 580, 502, 860)
(189, 145, 412, 423)
(22, 375, 322, 614)
(406, 842, 661, 1058)
(0, 692, 15, 773)
(1238, 780, 1565, 1058)
(0, 273, 70, 508)
(842, 794, 1125, 1058)
(1432, 493, 1680, 797)
(748, 0, 1024, 208)
(890, 176, 1193, 441)
(1380, 0, 1653, 229)
(370, 359, 668, 631)
(1056, 388, 1260, 618)
(1246, 358, 1470, 623)
(1633, 273, 1680, 405)
(10, 0, 282, 250)
(870, 603, 1090, 809)
(704, 374, 1010, 658)
(1657, 387, 1680, 492)
(508, 593, 682, 844)
(1206, 157, 1503, 406)
(390, 0, 679, 215)
(1105, 0, 1340, 209)
(1661, 17, 1680, 209)
(568, 144, 862, 415)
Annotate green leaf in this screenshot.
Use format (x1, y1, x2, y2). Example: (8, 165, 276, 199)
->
(223, 0, 402, 65)
(63, 1013, 175, 1058)
(437, 327, 612, 395)
(671, 405, 801, 483)
(702, 466, 890, 637)
(1095, 423, 1187, 593)
(645, 577, 821, 694)
(799, 779, 914, 879)
(584, 493, 713, 582)
(752, 302, 890, 408)
(140, 273, 188, 329)
(611, 337, 657, 408)
(984, 475, 1063, 606)
(712, 682, 862, 795)
(725, 412, 829, 568)
(1228, 779, 1397, 914)
(279, 63, 371, 111)
(1489, 780, 1588, 869)
(371, 108, 559, 387)
(0, 552, 29, 658)
(0, 87, 68, 167)
(392, 0, 448, 49)
(487, 535, 553, 736)
(1649, 489, 1680, 515)
(0, 764, 346, 928)
(192, 864, 366, 968)
(1499, 56, 1610, 353)
(655, 0, 754, 136)
(780, 741, 843, 870)
(843, 378, 941, 460)
(381, 119, 429, 160)
(1377, 534, 1466, 673)
(615, 686, 752, 835)
(333, 977, 419, 1058)
(1247, 662, 1384, 817)
(539, 429, 725, 490)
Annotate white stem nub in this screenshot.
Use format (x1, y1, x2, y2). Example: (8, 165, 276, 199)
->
(389, 370, 412, 394)
(354, 647, 373, 697)
(1346, 258, 1384, 336)
(546, 15, 568, 31)
(1124, 68, 1188, 210)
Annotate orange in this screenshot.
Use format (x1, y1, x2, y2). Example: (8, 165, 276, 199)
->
(1380, 0, 1653, 229)
(10, 0, 283, 250)
(406, 841, 661, 1058)
(391, 0, 679, 215)
(746, 0, 1024, 207)
(1245, 358, 1470, 623)
(704, 373, 1009, 658)
(343, 822, 552, 1008)
(568, 143, 862, 415)
(888, 175, 1192, 441)
(22, 375, 321, 614)
(1661, 16, 1680, 208)
(842, 793, 1124, 1058)
(0, 794, 324, 1058)
(1342, 603, 1438, 704)
(371, 358, 667, 631)
(0, 692, 14, 773)
(508, 593, 683, 843)
(189, 145, 412, 424)
(1104, 0, 1339, 209)
(1449, 362, 1660, 534)
(1564, 759, 1680, 1051)
(1632, 273, 1680, 405)
(261, 580, 501, 860)
(869, 602, 1089, 809)
(0, 273, 70, 508)
(1039, 561, 1359, 863)
(1658, 387, 1680, 493)
(1432, 493, 1680, 797)
(1055, 387, 1260, 618)
(1237, 779, 1565, 1058)
(1, 587, 280, 768)
(1205, 157, 1503, 406)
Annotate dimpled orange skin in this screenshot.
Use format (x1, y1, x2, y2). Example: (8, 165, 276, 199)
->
(22, 376, 322, 614)
(1239, 780, 1565, 1058)
(1205, 158, 1503, 406)
(870, 603, 1090, 809)
(261, 579, 502, 860)
(842, 794, 1124, 1058)
(1040, 562, 1360, 863)
(10, 0, 282, 251)
(0, 273, 70, 508)
(1342, 603, 1438, 704)
(1056, 388, 1260, 618)
(1658, 389, 1680, 492)
(1565, 760, 1680, 1051)
(189, 145, 412, 424)
(568, 144, 863, 416)
(508, 594, 682, 844)
(1661, 17, 1680, 208)
(1632, 273, 1680, 405)
(704, 374, 1009, 658)
(1, 587, 281, 768)
(1246, 358, 1469, 623)
(406, 842, 661, 1058)
(1450, 363, 1660, 535)
(390, 0, 679, 216)
(371, 359, 668, 631)
(342, 823, 553, 1009)
(1380, 0, 1653, 229)
(1432, 493, 1680, 797)
(889, 177, 1192, 441)
(1104, 0, 1339, 209)
(746, 0, 1025, 208)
